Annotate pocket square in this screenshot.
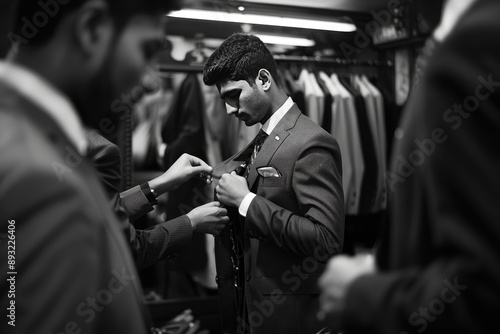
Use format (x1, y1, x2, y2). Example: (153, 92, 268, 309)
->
(257, 166, 281, 178)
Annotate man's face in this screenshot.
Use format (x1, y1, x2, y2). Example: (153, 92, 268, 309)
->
(85, 14, 164, 129)
(108, 15, 165, 97)
(217, 78, 271, 126)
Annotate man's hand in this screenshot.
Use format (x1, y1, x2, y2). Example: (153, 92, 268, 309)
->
(186, 202, 229, 236)
(318, 254, 376, 326)
(149, 153, 212, 195)
(216, 172, 250, 208)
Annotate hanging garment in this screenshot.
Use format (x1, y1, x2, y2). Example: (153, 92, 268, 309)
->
(298, 68, 317, 118)
(353, 75, 385, 212)
(132, 88, 174, 170)
(283, 69, 306, 112)
(362, 75, 388, 210)
(332, 73, 365, 215)
(309, 71, 325, 126)
(315, 72, 333, 133)
(319, 72, 364, 215)
(340, 77, 379, 215)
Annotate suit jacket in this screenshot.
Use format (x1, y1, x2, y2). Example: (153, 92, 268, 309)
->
(0, 82, 150, 333)
(211, 104, 345, 333)
(85, 129, 193, 271)
(339, 0, 500, 333)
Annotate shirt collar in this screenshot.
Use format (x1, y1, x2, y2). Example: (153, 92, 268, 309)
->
(261, 97, 294, 135)
(0, 61, 88, 155)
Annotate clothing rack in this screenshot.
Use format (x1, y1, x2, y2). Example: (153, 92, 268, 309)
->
(273, 55, 393, 67)
(157, 56, 392, 73)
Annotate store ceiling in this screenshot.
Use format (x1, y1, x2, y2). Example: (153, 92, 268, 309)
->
(240, 0, 392, 13)
(166, 0, 395, 51)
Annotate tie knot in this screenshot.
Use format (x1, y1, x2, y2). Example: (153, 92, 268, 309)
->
(255, 129, 268, 146)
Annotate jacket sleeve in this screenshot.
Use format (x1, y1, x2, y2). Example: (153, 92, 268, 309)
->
(119, 186, 154, 222)
(245, 139, 345, 261)
(86, 130, 194, 270)
(126, 215, 193, 270)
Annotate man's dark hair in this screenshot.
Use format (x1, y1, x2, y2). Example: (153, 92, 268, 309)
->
(9, 0, 180, 45)
(203, 33, 281, 87)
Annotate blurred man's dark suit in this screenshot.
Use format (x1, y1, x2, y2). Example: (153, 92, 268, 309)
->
(0, 68, 150, 334)
(339, 0, 500, 333)
(211, 103, 345, 333)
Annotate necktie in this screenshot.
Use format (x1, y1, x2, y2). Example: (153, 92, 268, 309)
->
(243, 129, 268, 178)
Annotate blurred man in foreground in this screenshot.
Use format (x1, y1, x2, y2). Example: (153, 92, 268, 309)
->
(0, 1, 226, 333)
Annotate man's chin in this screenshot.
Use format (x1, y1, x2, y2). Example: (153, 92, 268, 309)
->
(242, 118, 256, 127)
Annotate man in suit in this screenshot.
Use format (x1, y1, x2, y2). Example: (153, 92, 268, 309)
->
(0, 1, 226, 333)
(318, 0, 500, 333)
(203, 33, 345, 333)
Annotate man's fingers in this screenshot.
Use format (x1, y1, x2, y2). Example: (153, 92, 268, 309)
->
(190, 165, 213, 177)
(188, 155, 212, 169)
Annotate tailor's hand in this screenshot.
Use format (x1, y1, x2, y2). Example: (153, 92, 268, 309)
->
(215, 172, 250, 208)
(318, 254, 376, 326)
(149, 153, 212, 195)
(186, 202, 229, 236)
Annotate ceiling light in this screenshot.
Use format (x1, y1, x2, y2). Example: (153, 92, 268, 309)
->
(167, 9, 357, 32)
(255, 34, 315, 47)
(238, 6, 245, 12)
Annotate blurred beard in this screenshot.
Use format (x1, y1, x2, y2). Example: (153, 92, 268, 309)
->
(76, 47, 120, 133)
(75, 38, 147, 143)
(78, 53, 120, 133)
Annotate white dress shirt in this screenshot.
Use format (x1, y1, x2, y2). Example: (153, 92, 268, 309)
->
(238, 97, 294, 217)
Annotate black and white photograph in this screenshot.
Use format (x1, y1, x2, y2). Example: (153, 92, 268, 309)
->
(0, 0, 499, 333)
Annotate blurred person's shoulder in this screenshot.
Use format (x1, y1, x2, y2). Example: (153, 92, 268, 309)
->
(441, 0, 500, 55)
(0, 89, 87, 193)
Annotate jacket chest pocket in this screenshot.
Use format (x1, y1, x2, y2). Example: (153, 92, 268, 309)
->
(259, 176, 287, 188)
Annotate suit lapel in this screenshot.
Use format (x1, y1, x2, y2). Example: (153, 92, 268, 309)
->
(210, 141, 254, 195)
(246, 105, 301, 190)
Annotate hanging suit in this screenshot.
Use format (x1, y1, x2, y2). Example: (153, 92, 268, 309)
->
(328, 73, 364, 215)
(361, 75, 387, 210)
(211, 103, 344, 333)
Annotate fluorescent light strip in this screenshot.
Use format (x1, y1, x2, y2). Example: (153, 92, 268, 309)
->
(255, 34, 315, 47)
(168, 9, 357, 32)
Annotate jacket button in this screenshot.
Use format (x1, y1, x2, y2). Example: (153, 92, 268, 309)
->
(245, 273, 251, 281)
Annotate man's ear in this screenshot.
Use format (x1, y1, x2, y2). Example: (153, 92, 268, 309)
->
(73, 1, 114, 59)
(257, 69, 272, 91)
